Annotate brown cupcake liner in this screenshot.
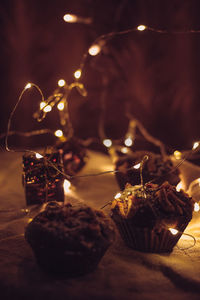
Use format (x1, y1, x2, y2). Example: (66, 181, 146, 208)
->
(33, 245, 108, 276)
(112, 215, 190, 253)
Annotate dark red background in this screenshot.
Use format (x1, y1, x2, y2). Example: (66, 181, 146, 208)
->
(1, 0, 200, 150)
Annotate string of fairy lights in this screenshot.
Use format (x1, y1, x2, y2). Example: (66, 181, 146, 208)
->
(2, 13, 200, 247)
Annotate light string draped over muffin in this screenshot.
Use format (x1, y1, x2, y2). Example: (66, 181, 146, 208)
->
(140, 155, 149, 197)
(3, 80, 87, 149)
(33, 80, 87, 140)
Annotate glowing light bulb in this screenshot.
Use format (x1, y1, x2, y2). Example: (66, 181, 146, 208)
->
(194, 202, 200, 212)
(54, 129, 63, 138)
(169, 228, 178, 235)
(133, 163, 141, 169)
(121, 147, 128, 154)
(58, 79, 66, 87)
(176, 181, 183, 192)
(124, 137, 133, 147)
(114, 192, 121, 199)
(57, 101, 65, 111)
(137, 25, 146, 31)
(40, 101, 47, 110)
(193, 142, 199, 150)
(63, 14, 78, 23)
(174, 150, 182, 160)
(35, 153, 43, 159)
(25, 83, 32, 89)
(43, 105, 52, 113)
(103, 139, 112, 148)
(88, 44, 101, 56)
(74, 69, 81, 79)
(63, 179, 71, 194)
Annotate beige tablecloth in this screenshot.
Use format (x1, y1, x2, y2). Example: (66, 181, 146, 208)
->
(0, 150, 200, 300)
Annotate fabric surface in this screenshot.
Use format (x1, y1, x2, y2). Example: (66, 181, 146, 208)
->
(0, 150, 200, 300)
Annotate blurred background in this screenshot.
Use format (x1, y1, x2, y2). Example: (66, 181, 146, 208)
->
(1, 0, 200, 151)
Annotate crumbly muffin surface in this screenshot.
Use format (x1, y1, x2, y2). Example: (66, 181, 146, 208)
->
(25, 201, 115, 253)
(111, 182, 194, 228)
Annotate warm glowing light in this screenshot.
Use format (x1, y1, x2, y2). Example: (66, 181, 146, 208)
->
(35, 153, 43, 159)
(88, 44, 101, 56)
(43, 105, 52, 113)
(57, 101, 65, 111)
(124, 137, 133, 147)
(193, 142, 199, 150)
(54, 129, 63, 138)
(169, 228, 178, 235)
(174, 150, 182, 160)
(114, 192, 121, 199)
(137, 25, 146, 31)
(176, 181, 183, 192)
(28, 218, 33, 223)
(194, 202, 200, 212)
(103, 139, 112, 148)
(74, 69, 81, 79)
(25, 83, 32, 89)
(121, 147, 128, 154)
(58, 79, 66, 87)
(133, 163, 141, 169)
(40, 101, 47, 110)
(63, 14, 78, 23)
(63, 179, 71, 194)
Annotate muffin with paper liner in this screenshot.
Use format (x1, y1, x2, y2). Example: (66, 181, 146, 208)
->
(25, 201, 115, 276)
(111, 181, 194, 253)
(115, 151, 180, 190)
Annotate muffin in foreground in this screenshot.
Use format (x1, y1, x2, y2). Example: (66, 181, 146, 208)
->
(25, 201, 115, 276)
(111, 182, 194, 253)
(115, 151, 180, 190)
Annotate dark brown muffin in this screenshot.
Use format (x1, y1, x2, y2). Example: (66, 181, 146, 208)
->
(25, 201, 115, 276)
(111, 181, 194, 253)
(115, 151, 180, 190)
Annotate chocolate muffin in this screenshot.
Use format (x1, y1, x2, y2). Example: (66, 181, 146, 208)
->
(111, 181, 194, 253)
(115, 151, 180, 190)
(25, 201, 115, 276)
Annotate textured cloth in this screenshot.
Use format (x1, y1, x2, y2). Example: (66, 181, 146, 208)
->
(0, 150, 200, 300)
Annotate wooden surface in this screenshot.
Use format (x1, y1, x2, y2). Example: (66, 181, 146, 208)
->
(0, 150, 200, 300)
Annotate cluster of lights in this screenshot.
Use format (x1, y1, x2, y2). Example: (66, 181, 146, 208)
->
(22, 78, 86, 144)
(102, 136, 133, 151)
